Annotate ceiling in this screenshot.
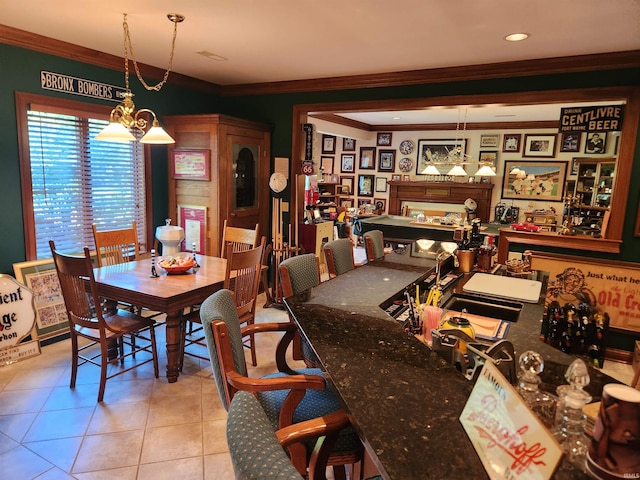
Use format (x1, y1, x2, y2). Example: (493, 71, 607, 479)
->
(3, 0, 638, 127)
(2, 0, 639, 87)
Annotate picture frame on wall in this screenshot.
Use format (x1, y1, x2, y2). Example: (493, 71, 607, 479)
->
(321, 156, 334, 174)
(358, 174, 374, 197)
(480, 134, 500, 148)
(502, 134, 522, 153)
(374, 198, 386, 212)
(523, 134, 557, 158)
(416, 139, 467, 175)
(172, 149, 211, 180)
(584, 132, 607, 154)
(570, 157, 585, 176)
(478, 151, 498, 166)
(376, 132, 393, 146)
(359, 147, 376, 170)
(341, 153, 355, 173)
(322, 134, 336, 154)
(340, 175, 354, 195)
(559, 132, 582, 153)
(502, 160, 567, 201)
(340, 198, 353, 209)
(375, 176, 388, 192)
(391, 174, 401, 181)
(377, 149, 395, 172)
(342, 137, 356, 152)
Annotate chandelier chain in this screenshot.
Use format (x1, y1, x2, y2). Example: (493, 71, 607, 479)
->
(122, 13, 180, 92)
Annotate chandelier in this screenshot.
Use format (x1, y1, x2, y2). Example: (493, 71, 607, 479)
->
(95, 13, 184, 144)
(420, 108, 496, 177)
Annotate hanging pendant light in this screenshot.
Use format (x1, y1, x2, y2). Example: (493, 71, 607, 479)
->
(95, 13, 184, 144)
(476, 164, 496, 176)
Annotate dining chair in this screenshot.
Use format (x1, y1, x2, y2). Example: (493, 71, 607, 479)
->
(363, 230, 385, 262)
(92, 221, 140, 267)
(278, 253, 322, 367)
(323, 238, 358, 278)
(49, 240, 159, 402)
(227, 390, 351, 480)
(200, 288, 363, 478)
(181, 238, 266, 368)
(220, 219, 259, 257)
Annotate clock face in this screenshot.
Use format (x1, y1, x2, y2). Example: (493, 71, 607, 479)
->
(399, 140, 414, 155)
(399, 157, 413, 172)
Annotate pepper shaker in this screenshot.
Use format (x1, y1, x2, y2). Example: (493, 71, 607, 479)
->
(150, 249, 159, 277)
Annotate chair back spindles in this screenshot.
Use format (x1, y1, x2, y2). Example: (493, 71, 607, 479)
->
(220, 220, 259, 258)
(92, 222, 140, 267)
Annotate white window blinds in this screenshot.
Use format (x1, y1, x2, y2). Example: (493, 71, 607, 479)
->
(27, 108, 146, 259)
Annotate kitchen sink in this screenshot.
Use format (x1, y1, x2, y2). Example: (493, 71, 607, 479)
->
(441, 292, 523, 322)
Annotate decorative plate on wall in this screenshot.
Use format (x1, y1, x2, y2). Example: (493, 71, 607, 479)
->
(399, 157, 413, 172)
(399, 140, 415, 155)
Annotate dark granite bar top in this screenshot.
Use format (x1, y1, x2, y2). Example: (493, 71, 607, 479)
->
(284, 251, 616, 479)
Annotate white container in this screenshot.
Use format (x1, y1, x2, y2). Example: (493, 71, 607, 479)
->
(155, 219, 184, 256)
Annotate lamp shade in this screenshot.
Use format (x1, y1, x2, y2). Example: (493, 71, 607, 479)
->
(140, 125, 175, 144)
(476, 164, 496, 176)
(447, 164, 467, 176)
(421, 164, 440, 175)
(95, 122, 136, 143)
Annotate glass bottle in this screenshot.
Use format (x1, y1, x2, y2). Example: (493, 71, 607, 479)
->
(554, 390, 589, 474)
(517, 350, 558, 429)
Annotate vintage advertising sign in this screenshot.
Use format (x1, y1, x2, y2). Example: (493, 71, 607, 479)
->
(0, 275, 40, 365)
(559, 105, 625, 132)
(41, 71, 127, 102)
(301, 123, 315, 175)
(530, 252, 640, 333)
(460, 362, 564, 480)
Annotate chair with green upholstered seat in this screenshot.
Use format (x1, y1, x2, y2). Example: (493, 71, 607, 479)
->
(200, 288, 363, 478)
(323, 238, 358, 278)
(363, 229, 385, 262)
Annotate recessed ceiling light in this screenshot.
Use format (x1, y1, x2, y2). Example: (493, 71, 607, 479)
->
(196, 50, 228, 61)
(392, 116, 401, 120)
(504, 33, 530, 42)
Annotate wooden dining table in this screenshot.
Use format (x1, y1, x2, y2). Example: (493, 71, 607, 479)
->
(93, 255, 227, 383)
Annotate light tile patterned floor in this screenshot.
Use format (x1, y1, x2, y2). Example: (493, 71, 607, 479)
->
(0, 284, 635, 479)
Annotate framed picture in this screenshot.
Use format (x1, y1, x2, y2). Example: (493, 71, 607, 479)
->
(320, 156, 334, 174)
(13, 258, 69, 342)
(502, 160, 568, 201)
(340, 153, 355, 173)
(378, 149, 395, 172)
(359, 147, 376, 170)
(559, 132, 582, 153)
(358, 174, 374, 197)
(178, 204, 207, 253)
(523, 134, 557, 158)
(342, 137, 356, 152)
(416, 139, 467, 175)
(374, 198, 387, 212)
(478, 150, 498, 166)
(391, 174, 401, 181)
(340, 198, 353, 209)
(570, 157, 586, 176)
(358, 198, 373, 208)
(376, 132, 393, 146)
(480, 134, 500, 148)
(403, 174, 411, 181)
(375, 176, 388, 192)
(502, 134, 522, 153)
(322, 134, 336, 154)
(340, 175, 354, 195)
(584, 132, 607, 154)
(172, 149, 211, 180)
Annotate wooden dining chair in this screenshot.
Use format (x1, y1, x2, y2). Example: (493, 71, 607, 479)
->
(200, 288, 363, 478)
(181, 238, 266, 368)
(92, 221, 140, 267)
(323, 238, 358, 278)
(49, 240, 159, 402)
(363, 230, 385, 262)
(220, 219, 259, 257)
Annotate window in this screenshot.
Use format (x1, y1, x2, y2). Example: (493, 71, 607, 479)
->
(17, 93, 149, 259)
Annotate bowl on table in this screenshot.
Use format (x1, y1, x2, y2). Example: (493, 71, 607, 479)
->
(157, 254, 195, 274)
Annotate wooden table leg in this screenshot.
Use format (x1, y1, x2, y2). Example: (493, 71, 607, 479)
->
(165, 309, 183, 383)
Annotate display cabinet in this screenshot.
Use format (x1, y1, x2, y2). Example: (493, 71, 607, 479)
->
(573, 158, 616, 208)
(316, 182, 346, 220)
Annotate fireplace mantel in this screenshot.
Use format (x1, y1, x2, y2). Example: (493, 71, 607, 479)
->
(388, 181, 494, 222)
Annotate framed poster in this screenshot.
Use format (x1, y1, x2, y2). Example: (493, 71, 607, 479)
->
(523, 134, 557, 158)
(359, 147, 376, 170)
(502, 161, 567, 201)
(559, 132, 582, 153)
(416, 139, 467, 174)
(358, 174, 374, 197)
(172, 150, 211, 180)
(376, 132, 393, 146)
(375, 176, 388, 192)
(478, 151, 498, 166)
(340, 175, 354, 195)
(322, 134, 336, 154)
(13, 259, 69, 342)
(342, 137, 356, 152)
(320, 156, 334, 174)
(341, 153, 355, 173)
(584, 132, 607, 154)
(178, 204, 207, 254)
(502, 134, 522, 153)
(480, 134, 499, 148)
(377, 149, 396, 172)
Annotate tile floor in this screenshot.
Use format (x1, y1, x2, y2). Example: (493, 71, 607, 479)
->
(0, 285, 636, 480)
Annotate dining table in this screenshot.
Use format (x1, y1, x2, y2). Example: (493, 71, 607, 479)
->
(93, 255, 227, 383)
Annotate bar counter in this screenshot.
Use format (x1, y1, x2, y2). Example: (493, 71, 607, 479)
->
(284, 250, 616, 479)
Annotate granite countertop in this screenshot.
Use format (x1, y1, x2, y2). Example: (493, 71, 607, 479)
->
(284, 252, 615, 479)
